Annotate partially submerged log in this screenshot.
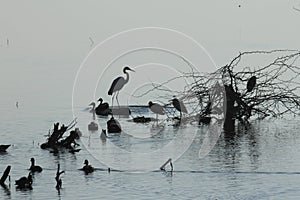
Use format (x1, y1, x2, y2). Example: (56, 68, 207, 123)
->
(132, 116, 152, 123)
(41, 120, 80, 153)
(0, 166, 11, 185)
(0, 145, 10, 152)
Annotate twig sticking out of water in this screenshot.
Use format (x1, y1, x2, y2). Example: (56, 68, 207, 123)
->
(55, 164, 64, 190)
(160, 158, 173, 172)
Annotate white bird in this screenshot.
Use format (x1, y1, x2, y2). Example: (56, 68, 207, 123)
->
(108, 66, 135, 108)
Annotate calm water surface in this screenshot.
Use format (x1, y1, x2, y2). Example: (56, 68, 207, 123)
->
(1, 55, 300, 200)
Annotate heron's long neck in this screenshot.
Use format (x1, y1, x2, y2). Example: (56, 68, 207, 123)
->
(31, 160, 35, 167)
(124, 72, 129, 84)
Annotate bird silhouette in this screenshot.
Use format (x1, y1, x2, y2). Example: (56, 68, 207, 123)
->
(108, 66, 135, 108)
(29, 158, 43, 173)
(82, 160, 94, 174)
(171, 98, 187, 118)
(96, 98, 111, 115)
(247, 76, 257, 93)
(148, 101, 165, 124)
(15, 172, 32, 189)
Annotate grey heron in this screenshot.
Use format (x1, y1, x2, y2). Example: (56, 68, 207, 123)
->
(171, 98, 187, 119)
(108, 66, 135, 108)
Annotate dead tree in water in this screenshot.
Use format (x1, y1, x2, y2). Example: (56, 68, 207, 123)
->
(136, 50, 300, 133)
(187, 50, 300, 132)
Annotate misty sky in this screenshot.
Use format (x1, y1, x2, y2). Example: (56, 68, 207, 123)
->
(0, 0, 299, 107)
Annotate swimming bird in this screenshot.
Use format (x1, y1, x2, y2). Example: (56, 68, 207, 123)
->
(171, 98, 188, 118)
(15, 172, 32, 189)
(29, 158, 43, 173)
(82, 160, 94, 174)
(247, 76, 257, 93)
(108, 66, 135, 108)
(96, 98, 111, 115)
(107, 117, 122, 133)
(148, 101, 165, 123)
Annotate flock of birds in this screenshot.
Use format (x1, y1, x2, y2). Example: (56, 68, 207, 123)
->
(88, 66, 188, 131)
(0, 157, 95, 190)
(0, 65, 257, 194)
(0, 65, 181, 191)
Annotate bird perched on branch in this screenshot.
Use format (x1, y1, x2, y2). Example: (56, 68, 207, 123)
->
(247, 76, 257, 92)
(108, 66, 135, 108)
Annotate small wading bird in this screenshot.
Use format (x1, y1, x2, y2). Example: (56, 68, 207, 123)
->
(171, 98, 188, 119)
(29, 158, 43, 173)
(148, 101, 165, 125)
(108, 66, 135, 108)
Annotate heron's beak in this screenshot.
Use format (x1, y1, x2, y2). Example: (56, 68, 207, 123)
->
(130, 69, 135, 72)
(88, 103, 93, 106)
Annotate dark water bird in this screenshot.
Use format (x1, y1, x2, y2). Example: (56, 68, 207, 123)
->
(107, 117, 122, 133)
(171, 98, 188, 118)
(108, 66, 135, 107)
(148, 101, 165, 123)
(82, 160, 94, 174)
(247, 76, 257, 92)
(96, 98, 110, 115)
(15, 172, 32, 189)
(89, 99, 111, 116)
(29, 158, 43, 173)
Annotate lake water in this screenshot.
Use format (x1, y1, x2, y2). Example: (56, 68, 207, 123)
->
(1, 51, 300, 200)
(1, 103, 300, 199)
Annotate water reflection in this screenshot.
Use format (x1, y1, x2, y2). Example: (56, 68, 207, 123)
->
(1, 184, 11, 199)
(218, 122, 261, 171)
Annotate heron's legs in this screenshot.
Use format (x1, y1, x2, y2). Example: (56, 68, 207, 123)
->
(111, 93, 116, 116)
(116, 91, 120, 108)
(111, 93, 115, 108)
